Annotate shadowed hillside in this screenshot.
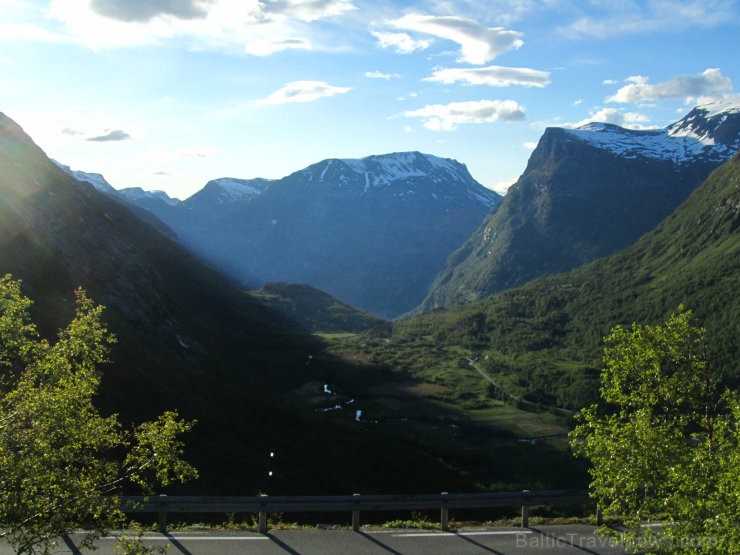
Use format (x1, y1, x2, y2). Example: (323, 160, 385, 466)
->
(343, 151, 740, 411)
(421, 102, 740, 311)
(0, 112, 498, 495)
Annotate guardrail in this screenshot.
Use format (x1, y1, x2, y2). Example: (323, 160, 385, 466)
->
(121, 490, 597, 534)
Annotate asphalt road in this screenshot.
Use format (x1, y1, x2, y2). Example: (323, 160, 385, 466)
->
(1, 525, 630, 555)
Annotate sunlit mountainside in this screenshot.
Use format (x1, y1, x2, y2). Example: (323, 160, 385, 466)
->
(420, 101, 740, 311)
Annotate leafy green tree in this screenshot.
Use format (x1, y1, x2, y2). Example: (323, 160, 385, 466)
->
(0, 275, 197, 555)
(571, 308, 740, 554)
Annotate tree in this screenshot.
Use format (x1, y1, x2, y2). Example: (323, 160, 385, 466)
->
(0, 275, 197, 555)
(570, 308, 740, 554)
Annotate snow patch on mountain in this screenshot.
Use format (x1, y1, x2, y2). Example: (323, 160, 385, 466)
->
(207, 178, 271, 201)
(565, 100, 740, 165)
(691, 99, 740, 118)
(119, 187, 181, 206)
(329, 152, 500, 207)
(341, 152, 471, 186)
(53, 160, 116, 194)
(466, 186, 501, 207)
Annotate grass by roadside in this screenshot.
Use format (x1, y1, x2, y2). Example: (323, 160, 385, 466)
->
(133, 509, 607, 534)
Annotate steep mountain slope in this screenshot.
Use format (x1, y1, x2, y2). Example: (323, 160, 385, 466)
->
(249, 282, 383, 333)
(123, 151, 500, 319)
(0, 112, 493, 495)
(390, 150, 740, 408)
(181, 177, 274, 209)
(54, 160, 118, 194)
(118, 186, 181, 207)
(421, 101, 740, 310)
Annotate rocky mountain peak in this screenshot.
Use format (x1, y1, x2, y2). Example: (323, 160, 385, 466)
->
(182, 177, 274, 209)
(666, 99, 740, 152)
(559, 100, 740, 166)
(294, 151, 500, 208)
(118, 187, 180, 206)
(53, 161, 117, 194)
(418, 102, 740, 312)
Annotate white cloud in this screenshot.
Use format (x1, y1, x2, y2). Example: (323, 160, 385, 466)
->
(625, 75, 649, 85)
(404, 99, 525, 131)
(602, 79, 618, 85)
(412, 0, 557, 27)
(140, 143, 217, 165)
(372, 31, 432, 54)
(244, 35, 311, 55)
(385, 14, 523, 65)
(83, 0, 357, 24)
(0, 1, 73, 45)
(46, 0, 169, 48)
(396, 92, 419, 101)
(180, 146, 217, 158)
(88, 0, 213, 22)
(523, 141, 537, 149)
(12, 109, 146, 147)
(43, 0, 354, 53)
(257, 0, 357, 22)
(607, 68, 733, 104)
(568, 107, 653, 129)
(425, 66, 550, 87)
(255, 80, 351, 105)
(365, 70, 400, 80)
(562, 0, 738, 37)
(87, 129, 132, 142)
(490, 179, 516, 194)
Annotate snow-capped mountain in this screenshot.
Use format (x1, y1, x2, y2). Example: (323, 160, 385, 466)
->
(4, 111, 477, 495)
(53, 161, 117, 194)
(420, 101, 740, 311)
(564, 100, 740, 165)
(124, 151, 501, 318)
(299, 152, 500, 206)
(118, 187, 181, 206)
(286, 151, 500, 206)
(181, 177, 274, 210)
(55, 162, 182, 208)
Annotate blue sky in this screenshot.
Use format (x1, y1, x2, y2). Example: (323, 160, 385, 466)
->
(2, 0, 739, 199)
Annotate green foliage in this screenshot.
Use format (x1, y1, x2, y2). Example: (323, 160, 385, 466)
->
(249, 282, 383, 333)
(323, 328, 581, 491)
(389, 154, 740, 410)
(0, 275, 197, 555)
(571, 308, 740, 554)
(381, 511, 440, 530)
(114, 527, 167, 555)
(0, 113, 586, 496)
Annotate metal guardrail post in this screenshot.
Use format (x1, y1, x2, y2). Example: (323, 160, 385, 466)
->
(117, 489, 591, 528)
(521, 490, 529, 528)
(258, 494, 268, 534)
(157, 495, 168, 534)
(352, 493, 361, 532)
(440, 492, 449, 531)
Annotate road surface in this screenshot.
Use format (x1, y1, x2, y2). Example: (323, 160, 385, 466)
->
(0, 525, 630, 555)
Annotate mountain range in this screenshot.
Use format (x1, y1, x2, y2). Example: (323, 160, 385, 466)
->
(3, 96, 740, 496)
(82, 152, 500, 319)
(68, 102, 740, 321)
(248, 282, 383, 333)
(386, 149, 740, 410)
(0, 112, 492, 494)
(419, 101, 740, 311)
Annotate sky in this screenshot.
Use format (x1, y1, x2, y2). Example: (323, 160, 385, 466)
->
(1, 0, 739, 200)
